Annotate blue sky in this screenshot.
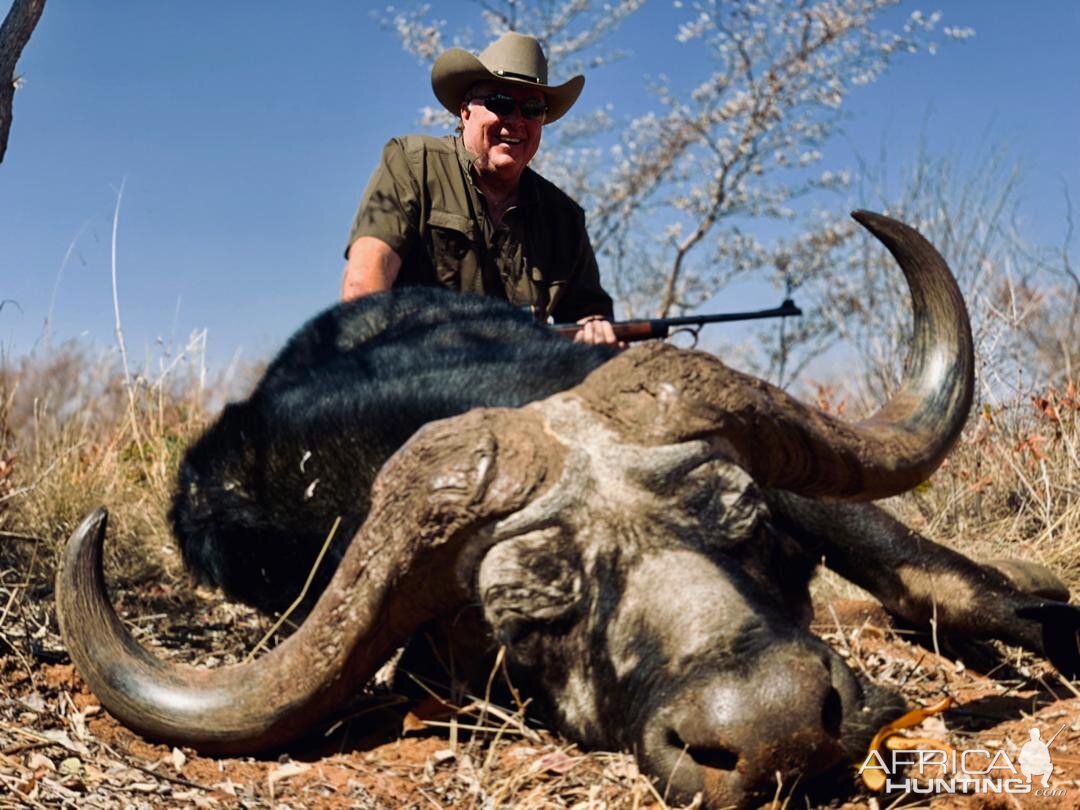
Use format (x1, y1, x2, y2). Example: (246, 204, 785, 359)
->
(1, 1, 1077, 371)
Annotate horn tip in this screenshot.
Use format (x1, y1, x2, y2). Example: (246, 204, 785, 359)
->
(78, 506, 109, 536)
(67, 507, 110, 556)
(850, 209, 884, 229)
(850, 210, 919, 248)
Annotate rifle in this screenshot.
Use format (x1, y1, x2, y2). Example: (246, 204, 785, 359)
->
(551, 298, 802, 345)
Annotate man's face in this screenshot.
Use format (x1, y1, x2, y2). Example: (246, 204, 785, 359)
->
(460, 81, 545, 184)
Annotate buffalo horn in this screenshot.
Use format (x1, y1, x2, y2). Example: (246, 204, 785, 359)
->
(579, 211, 974, 500)
(55, 419, 554, 752)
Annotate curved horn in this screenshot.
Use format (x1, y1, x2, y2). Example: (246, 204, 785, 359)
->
(579, 211, 973, 500)
(56, 413, 556, 753)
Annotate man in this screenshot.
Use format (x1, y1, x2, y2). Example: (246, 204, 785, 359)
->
(342, 32, 618, 346)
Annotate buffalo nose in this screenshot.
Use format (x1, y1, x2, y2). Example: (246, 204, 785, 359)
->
(642, 645, 848, 808)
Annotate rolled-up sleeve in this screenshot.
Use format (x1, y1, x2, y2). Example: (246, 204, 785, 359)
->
(345, 138, 420, 258)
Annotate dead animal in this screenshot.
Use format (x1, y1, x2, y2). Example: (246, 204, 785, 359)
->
(55, 211, 1080, 808)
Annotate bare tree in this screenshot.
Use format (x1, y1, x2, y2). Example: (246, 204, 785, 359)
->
(738, 137, 1079, 407)
(0, 0, 45, 165)
(583, 2, 972, 320)
(1010, 185, 1079, 385)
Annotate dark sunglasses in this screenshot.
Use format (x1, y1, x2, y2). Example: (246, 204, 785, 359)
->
(469, 93, 547, 121)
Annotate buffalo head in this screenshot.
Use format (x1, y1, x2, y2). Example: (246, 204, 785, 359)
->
(57, 212, 1021, 807)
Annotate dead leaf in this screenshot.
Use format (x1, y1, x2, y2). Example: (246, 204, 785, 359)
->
(171, 747, 187, 772)
(432, 749, 456, 765)
(531, 749, 580, 775)
(17, 773, 40, 798)
(42, 728, 90, 756)
(20, 692, 47, 713)
(267, 760, 310, 799)
(603, 757, 640, 782)
(26, 752, 55, 771)
(213, 780, 239, 796)
(69, 710, 89, 741)
(403, 694, 456, 734)
(860, 696, 955, 791)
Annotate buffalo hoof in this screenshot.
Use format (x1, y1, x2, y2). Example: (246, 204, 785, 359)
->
(1016, 602, 1080, 679)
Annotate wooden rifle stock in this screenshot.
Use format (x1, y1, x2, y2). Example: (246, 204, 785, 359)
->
(551, 299, 802, 343)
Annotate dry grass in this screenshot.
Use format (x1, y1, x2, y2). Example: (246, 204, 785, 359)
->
(812, 377, 1080, 591)
(0, 338, 251, 593)
(924, 382, 1079, 580)
(0, 339, 1078, 808)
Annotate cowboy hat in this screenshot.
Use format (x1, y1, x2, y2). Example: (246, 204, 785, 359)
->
(431, 32, 584, 124)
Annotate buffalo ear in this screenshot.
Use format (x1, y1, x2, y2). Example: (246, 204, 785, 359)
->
(478, 527, 584, 645)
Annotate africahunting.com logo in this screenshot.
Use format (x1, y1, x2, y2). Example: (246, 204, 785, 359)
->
(859, 724, 1069, 798)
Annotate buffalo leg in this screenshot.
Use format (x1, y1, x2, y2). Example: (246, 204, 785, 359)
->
(765, 491, 1080, 678)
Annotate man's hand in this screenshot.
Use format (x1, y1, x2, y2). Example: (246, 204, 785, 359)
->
(573, 316, 625, 349)
(342, 237, 402, 301)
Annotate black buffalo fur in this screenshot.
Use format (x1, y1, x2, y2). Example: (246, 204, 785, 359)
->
(169, 288, 616, 615)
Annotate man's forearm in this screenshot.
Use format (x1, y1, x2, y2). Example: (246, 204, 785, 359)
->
(341, 236, 402, 301)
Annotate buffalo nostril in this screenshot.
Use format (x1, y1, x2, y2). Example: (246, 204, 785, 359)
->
(822, 686, 843, 739)
(666, 729, 739, 772)
(689, 745, 740, 772)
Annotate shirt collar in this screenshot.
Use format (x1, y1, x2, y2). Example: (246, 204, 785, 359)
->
(454, 135, 479, 176)
(454, 135, 540, 207)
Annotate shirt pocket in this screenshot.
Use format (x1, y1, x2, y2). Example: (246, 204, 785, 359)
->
(426, 209, 477, 287)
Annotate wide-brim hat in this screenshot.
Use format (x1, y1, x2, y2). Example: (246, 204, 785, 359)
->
(431, 32, 584, 124)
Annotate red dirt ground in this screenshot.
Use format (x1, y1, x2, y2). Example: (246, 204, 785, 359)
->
(4, 590, 1080, 808)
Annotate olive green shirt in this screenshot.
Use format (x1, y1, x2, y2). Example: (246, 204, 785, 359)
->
(347, 135, 613, 322)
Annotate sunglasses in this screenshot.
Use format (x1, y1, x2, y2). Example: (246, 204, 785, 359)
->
(469, 93, 548, 121)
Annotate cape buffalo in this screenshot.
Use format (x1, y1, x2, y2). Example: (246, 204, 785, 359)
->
(56, 212, 1080, 808)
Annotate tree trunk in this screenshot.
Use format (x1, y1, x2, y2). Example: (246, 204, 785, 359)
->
(0, 0, 46, 165)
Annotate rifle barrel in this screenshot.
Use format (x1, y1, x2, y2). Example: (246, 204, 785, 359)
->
(551, 299, 802, 342)
(656, 299, 803, 327)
